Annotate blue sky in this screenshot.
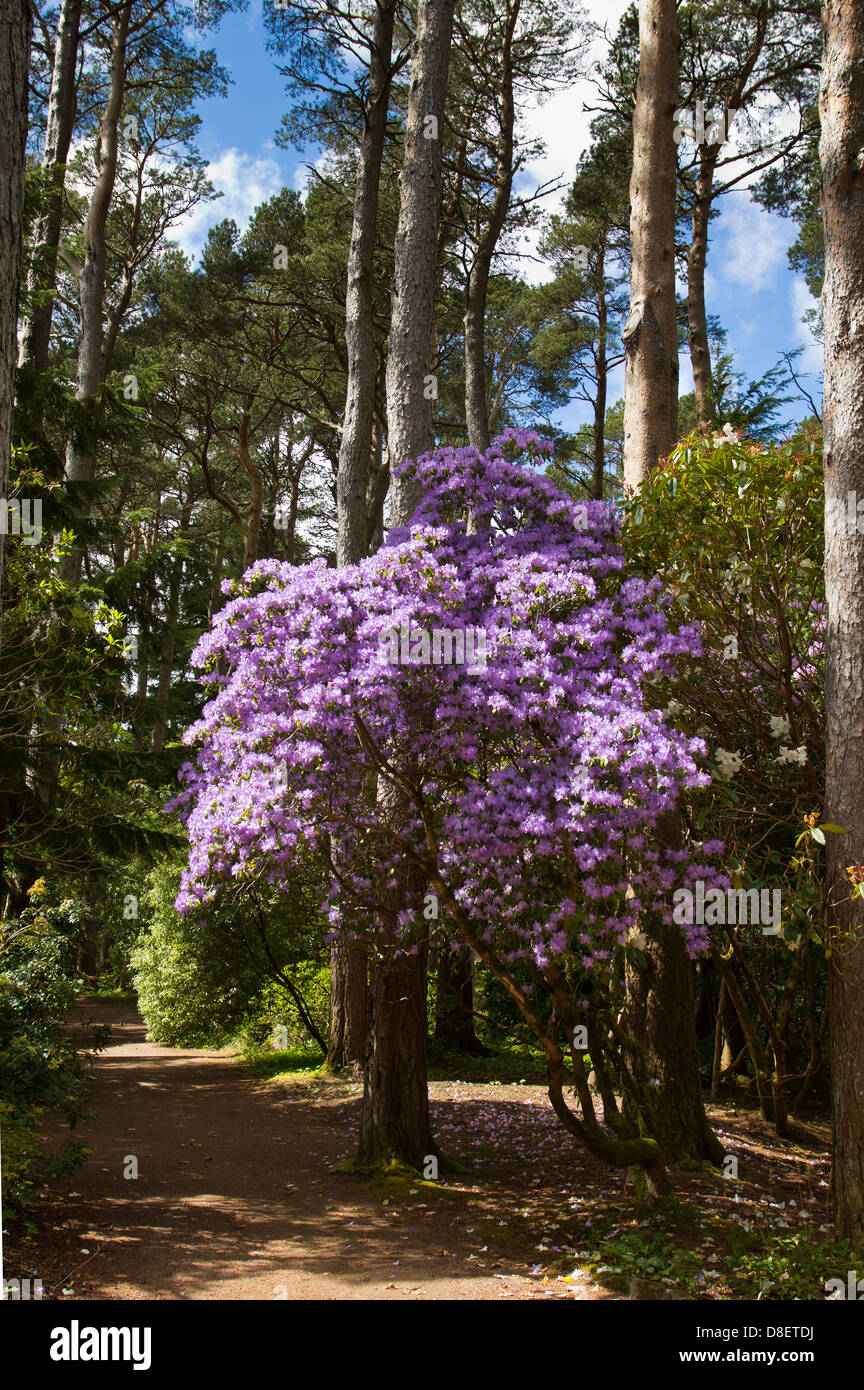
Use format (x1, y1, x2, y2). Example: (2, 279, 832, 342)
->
(179, 0, 822, 434)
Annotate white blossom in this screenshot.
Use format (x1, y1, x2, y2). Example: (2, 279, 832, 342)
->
(715, 748, 742, 778)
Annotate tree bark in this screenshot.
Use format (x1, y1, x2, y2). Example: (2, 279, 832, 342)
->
(592, 231, 609, 499)
(358, 929, 436, 1168)
(65, 2, 132, 501)
(620, 3, 719, 1167)
(19, 0, 83, 374)
(686, 151, 718, 426)
(150, 502, 191, 754)
(0, 0, 31, 625)
(435, 938, 483, 1053)
(622, 0, 679, 491)
(463, 0, 519, 451)
(327, 939, 368, 1073)
(337, 0, 397, 566)
(385, 0, 455, 521)
(820, 0, 864, 1244)
(331, 8, 397, 1065)
(626, 905, 723, 1164)
(357, 0, 455, 1167)
(682, 2, 768, 429)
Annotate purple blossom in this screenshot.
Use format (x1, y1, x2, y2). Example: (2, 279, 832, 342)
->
(172, 433, 724, 968)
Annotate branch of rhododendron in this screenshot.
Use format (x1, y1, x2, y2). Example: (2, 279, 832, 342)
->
(566, 1035, 599, 1128)
(350, 708, 421, 809)
(425, 856, 666, 1172)
(544, 955, 646, 1122)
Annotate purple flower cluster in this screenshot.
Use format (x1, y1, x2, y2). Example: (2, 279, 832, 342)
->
(171, 434, 723, 968)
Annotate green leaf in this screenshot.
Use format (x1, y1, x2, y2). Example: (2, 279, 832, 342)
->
(809, 826, 826, 844)
(820, 823, 847, 835)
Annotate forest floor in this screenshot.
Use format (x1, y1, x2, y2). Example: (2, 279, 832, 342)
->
(6, 997, 835, 1301)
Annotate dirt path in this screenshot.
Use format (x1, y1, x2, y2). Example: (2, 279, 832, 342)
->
(19, 998, 612, 1301)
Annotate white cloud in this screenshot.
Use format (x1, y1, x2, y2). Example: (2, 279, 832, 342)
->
(516, 0, 632, 285)
(172, 148, 284, 261)
(714, 195, 793, 292)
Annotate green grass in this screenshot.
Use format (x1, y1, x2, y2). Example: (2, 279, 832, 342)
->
(243, 1046, 326, 1081)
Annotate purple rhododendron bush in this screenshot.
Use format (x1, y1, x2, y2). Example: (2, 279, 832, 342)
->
(171, 431, 726, 1190)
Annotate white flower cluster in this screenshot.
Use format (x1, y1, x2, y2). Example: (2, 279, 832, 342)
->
(715, 748, 742, 778)
(777, 745, 807, 766)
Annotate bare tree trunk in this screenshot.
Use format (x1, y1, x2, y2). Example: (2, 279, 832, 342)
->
(358, 888, 437, 1169)
(620, 1, 719, 1169)
(687, 152, 717, 426)
(463, 0, 520, 451)
(150, 503, 191, 754)
(65, 2, 131, 507)
(710, 978, 726, 1101)
(337, 0, 397, 566)
(622, 0, 679, 491)
(385, 0, 455, 520)
(592, 232, 608, 499)
(447, 0, 518, 1008)
(219, 415, 263, 572)
(330, 9, 398, 1067)
(19, 0, 83, 374)
(327, 940, 368, 1074)
(365, 413, 389, 552)
(0, 0, 30, 625)
(683, 4, 767, 429)
(821, 0, 864, 1244)
(357, 0, 455, 1168)
(435, 939, 483, 1053)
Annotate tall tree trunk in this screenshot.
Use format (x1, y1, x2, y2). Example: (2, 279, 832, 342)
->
(463, 0, 520, 451)
(337, 0, 397, 567)
(592, 231, 609, 499)
(331, 7, 397, 1068)
(385, 0, 455, 519)
(435, 940, 483, 1053)
(622, 0, 679, 491)
(626, 911, 722, 1164)
(150, 503, 191, 754)
(820, 0, 864, 1244)
(687, 151, 718, 426)
(365, 412, 389, 552)
(356, 0, 455, 1168)
(0, 0, 30, 626)
(65, 3, 131, 510)
(219, 414, 262, 573)
(19, 0, 83, 374)
(358, 899, 436, 1169)
(621, 0, 719, 1168)
(683, 4, 767, 430)
(327, 940, 368, 1074)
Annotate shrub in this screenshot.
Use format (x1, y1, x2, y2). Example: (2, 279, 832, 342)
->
(0, 886, 89, 1215)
